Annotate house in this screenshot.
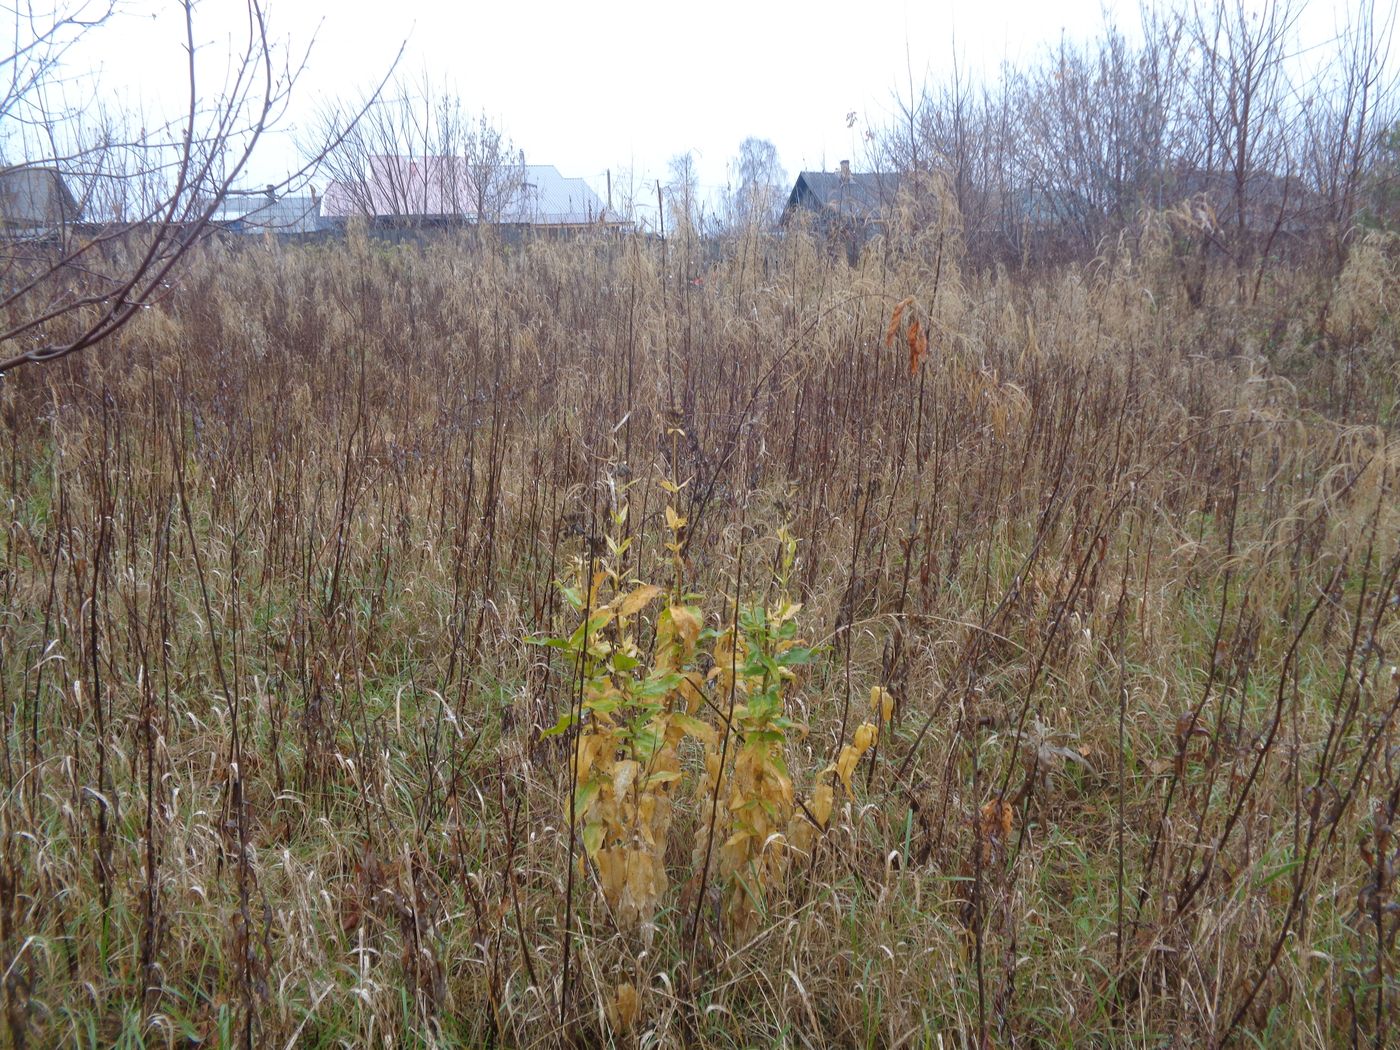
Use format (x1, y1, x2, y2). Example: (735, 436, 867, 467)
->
(505, 165, 618, 229)
(322, 155, 472, 220)
(321, 158, 622, 230)
(782, 161, 900, 258)
(0, 165, 80, 236)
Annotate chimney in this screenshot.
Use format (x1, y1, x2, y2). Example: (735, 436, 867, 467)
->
(839, 160, 851, 183)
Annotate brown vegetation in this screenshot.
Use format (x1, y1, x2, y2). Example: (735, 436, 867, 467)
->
(0, 178, 1399, 1048)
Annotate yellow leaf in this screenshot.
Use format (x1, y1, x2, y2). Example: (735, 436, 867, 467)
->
(668, 605, 702, 652)
(574, 732, 605, 782)
(775, 770, 794, 805)
(870, 686, 894, 724)
(617, 583, 663, 617)
(635, 794, 658, 846)
(679, 670, 707, 712)
(626, 850, 664, 915)
(670, 712, 717, 746)
(853, 721, 879, 754)
(836, 744, 860, 794)
(704, 751, 724, 785)
(665, 505, 686, 532)
(609, 982, 640, 1032)
(774, 600, 804, 625)
(596, 848, 626, 907)
(811, 782, 834, 827)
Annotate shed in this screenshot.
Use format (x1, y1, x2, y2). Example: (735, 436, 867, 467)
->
(0, 165, 80, 235)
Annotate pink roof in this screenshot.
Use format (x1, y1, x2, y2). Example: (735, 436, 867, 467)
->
(322, 155, 475, 218)
(320, 157, 614, 226)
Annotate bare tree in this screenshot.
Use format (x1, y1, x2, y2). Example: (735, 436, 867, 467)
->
(1013, 16, 1191, 257)
(1366, 119, 1400, 228)
(663, 150, 701, 235)
(463, 110, 524, 224)
(310, 70, 525, 226)
(1, 1, 115, 132)
(0, 1, 345, 373)
(1182, 0, 1303, 294)
(725, 136, 785, 231)
(877, 0, 1398, 280)
(1299, 0, 1397, 267)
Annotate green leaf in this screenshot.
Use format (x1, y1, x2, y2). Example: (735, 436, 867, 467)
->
(585, 696, 622, 715)
(746, 729, 786, 746)
(541, 709, 579, 738)
(526, 635, 575, 651)
(638, 672, 683, 699)
(1259, 857, 1303, 887)
(776, 646, 816, 668)
(631, 727, 663, 764)
(572, 778, 600, 819)
(746, 691, 780, 721)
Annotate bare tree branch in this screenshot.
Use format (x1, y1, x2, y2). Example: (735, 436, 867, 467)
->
(0, 1, 397, 374)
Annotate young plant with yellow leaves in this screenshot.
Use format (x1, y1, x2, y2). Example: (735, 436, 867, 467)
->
(540, 501, 711, 931)
(692, 528, 817, 940)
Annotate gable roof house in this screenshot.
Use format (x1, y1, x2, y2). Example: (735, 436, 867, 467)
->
(505, 165, 618, 229)
(783, 162, 900, 260)
(0, 165, 80, 237)
(321, 158, 623, 232)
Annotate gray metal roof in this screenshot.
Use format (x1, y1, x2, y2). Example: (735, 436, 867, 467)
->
(505, 165, 613, 225)
(214, 195, 321, 233)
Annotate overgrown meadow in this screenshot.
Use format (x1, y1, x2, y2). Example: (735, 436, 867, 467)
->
(1, 214, 1398, 1048)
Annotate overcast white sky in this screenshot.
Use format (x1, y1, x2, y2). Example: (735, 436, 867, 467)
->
(64, 0, 1390, 220)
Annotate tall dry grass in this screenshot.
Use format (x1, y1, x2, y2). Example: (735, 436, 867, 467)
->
(0, 218, 1398, 1047)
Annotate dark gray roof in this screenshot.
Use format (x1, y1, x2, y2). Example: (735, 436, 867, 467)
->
(785, 170, 900, 222)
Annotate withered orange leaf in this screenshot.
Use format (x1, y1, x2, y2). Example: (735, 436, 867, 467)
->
(907, 317, 927, 375)
(885, 297, 913, 348)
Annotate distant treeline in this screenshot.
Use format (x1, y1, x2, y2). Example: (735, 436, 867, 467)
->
(872, 0, 1399, 281)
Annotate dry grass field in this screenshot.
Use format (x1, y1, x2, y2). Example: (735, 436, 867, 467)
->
(1, 216, 1398, 1047)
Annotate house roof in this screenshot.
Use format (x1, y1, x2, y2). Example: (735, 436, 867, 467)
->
(505, 165, 612, 225)
(0, 165, 80, 229)
(214, 195, 321, 233)
(321, 158, 617, 226)
(785, 170, 900, 223)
